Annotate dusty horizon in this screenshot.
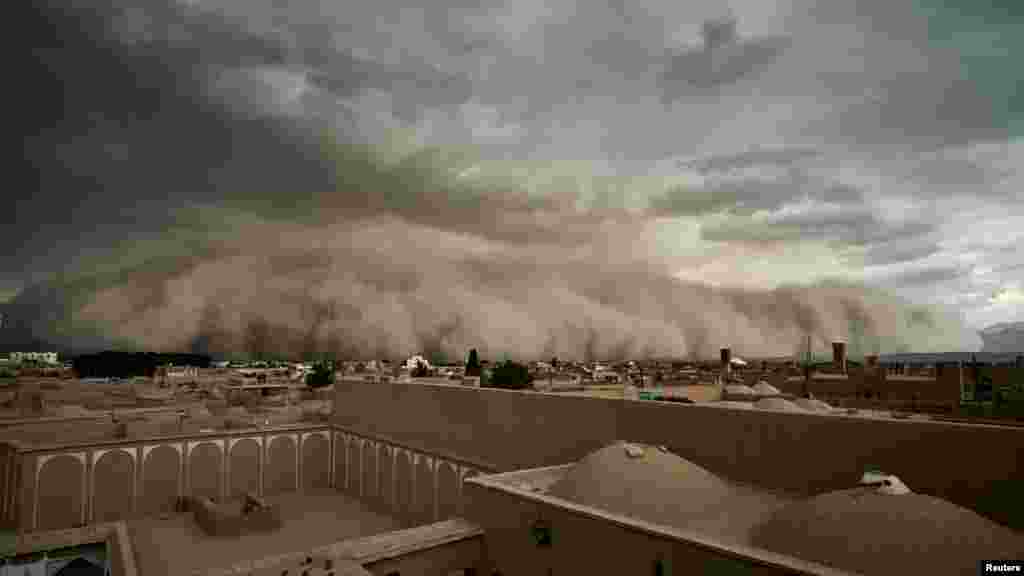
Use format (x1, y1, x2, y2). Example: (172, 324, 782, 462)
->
(13, 0, 1022, 360)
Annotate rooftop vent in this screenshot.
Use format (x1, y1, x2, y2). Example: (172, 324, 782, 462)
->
(859, 470, 911, 495)
(624, 444, 645, 458)
(832, 342, 847, 374)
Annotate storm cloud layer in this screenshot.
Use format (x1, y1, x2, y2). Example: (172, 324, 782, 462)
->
(10, 208, 971, 361)
(11, 0, 1021, 359)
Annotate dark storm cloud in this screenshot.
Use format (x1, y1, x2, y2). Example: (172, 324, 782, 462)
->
(305, 51, 474, 123)
(650, 180, 795, 217)
(883, 265, 966, 287)
(700, 205, 936, 249)
(14, 0, 333, 276)
(857, 220, 938, 248)
(861, 240, 943, 267)
(679, 147, 821, 174)
(660, 18, 791, 104)
(893, 147, 1020, 202)
(7, 0, 991, 356)
(13, 0, 482, 282)
(994, 263, 1024, 281)
(314, 140, 616, 248)
(834, 74, 1006, 152)
(795, 0, 1012, 151)
(383, 61, 475, 124)
(649, 175, 863, 217)
(419, 0, 494, 57)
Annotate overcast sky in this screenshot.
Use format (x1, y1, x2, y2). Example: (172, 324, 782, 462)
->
(10, 0, 1023, 358)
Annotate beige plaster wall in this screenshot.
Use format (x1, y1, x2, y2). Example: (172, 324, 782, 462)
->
(302, 434, 330, 490)
(328, 431, 477, 529)
(190, 443, 222, 502)
(344, 439, 362, 498)
(0, 442, 16, 527)
(265, 436, 296, 496)
(333, 379, 1024, 524)
(462, 480, 828, 576)
(36, 454, 84, 530)
(435, 460, 459, 522)
(333, 436, 347, 495)
(393, 450, 412, 524)
(7, 427, 335, 533)
(229, 439, 260, 498)
(376, 444, 393, 512)
(140, 445, 180, 515)
(359, 439, 377, 500)
(413, 457, 434, 526)
(92, 450, 134, 523)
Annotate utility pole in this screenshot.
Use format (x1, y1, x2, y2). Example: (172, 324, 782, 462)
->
(802, 333, 812, 398)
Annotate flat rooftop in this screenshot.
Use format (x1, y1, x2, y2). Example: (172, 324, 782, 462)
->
(127, 489, 400, 576)
(0, 416, 327, 450)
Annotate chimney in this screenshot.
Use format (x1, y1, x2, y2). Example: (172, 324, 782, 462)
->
(720, 348, 731, 379)
(832, 342, 847, 374)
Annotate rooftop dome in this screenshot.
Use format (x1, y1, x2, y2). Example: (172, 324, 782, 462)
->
(724, 384, 755, 396)
(548, 442, 736, 531)
(752, 381, 780, 395)
(793, 397, 832, 412)
(751, 488, 1024, 576)
(714, 400, 755, 409)
(754, 397, 804, 412)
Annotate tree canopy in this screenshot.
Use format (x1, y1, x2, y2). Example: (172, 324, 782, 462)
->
(485, 360, 533, 390)
(305, 360, 336, 388)
(410, 359, 430, 378)
(465, 348, 481, 377)
(72, 351, 212, 379)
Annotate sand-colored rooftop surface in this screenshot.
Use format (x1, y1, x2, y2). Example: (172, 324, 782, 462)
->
(0, 379, 331, 448)
(547, 441, 799, 543)
(755, 397, 805, 412)
(542, 387, 624, 399)
(127, 489, 401, 576)
(709, 400, 756, 409)
(0, 419, 123, 445)
(0, 415, 333, 449)
(793, 397, 833, 412)
(724, 384, 756, 396)
(751, 487, 1024, 576)
(752, 381, 781, 395)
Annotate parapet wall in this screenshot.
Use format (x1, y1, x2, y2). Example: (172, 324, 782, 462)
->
(462, 475, 854, 576)
(6, 425, 333, 533)
(333, 379, 1023, 527)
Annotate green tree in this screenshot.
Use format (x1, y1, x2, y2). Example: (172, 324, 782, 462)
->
(465, 348, 481, 377)
(305, 360, 336, 388)
(486, 360, 534, 390)
(411, 360, 430, 378)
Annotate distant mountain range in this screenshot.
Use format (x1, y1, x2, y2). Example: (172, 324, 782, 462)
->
(979, 322, 1024, 354)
